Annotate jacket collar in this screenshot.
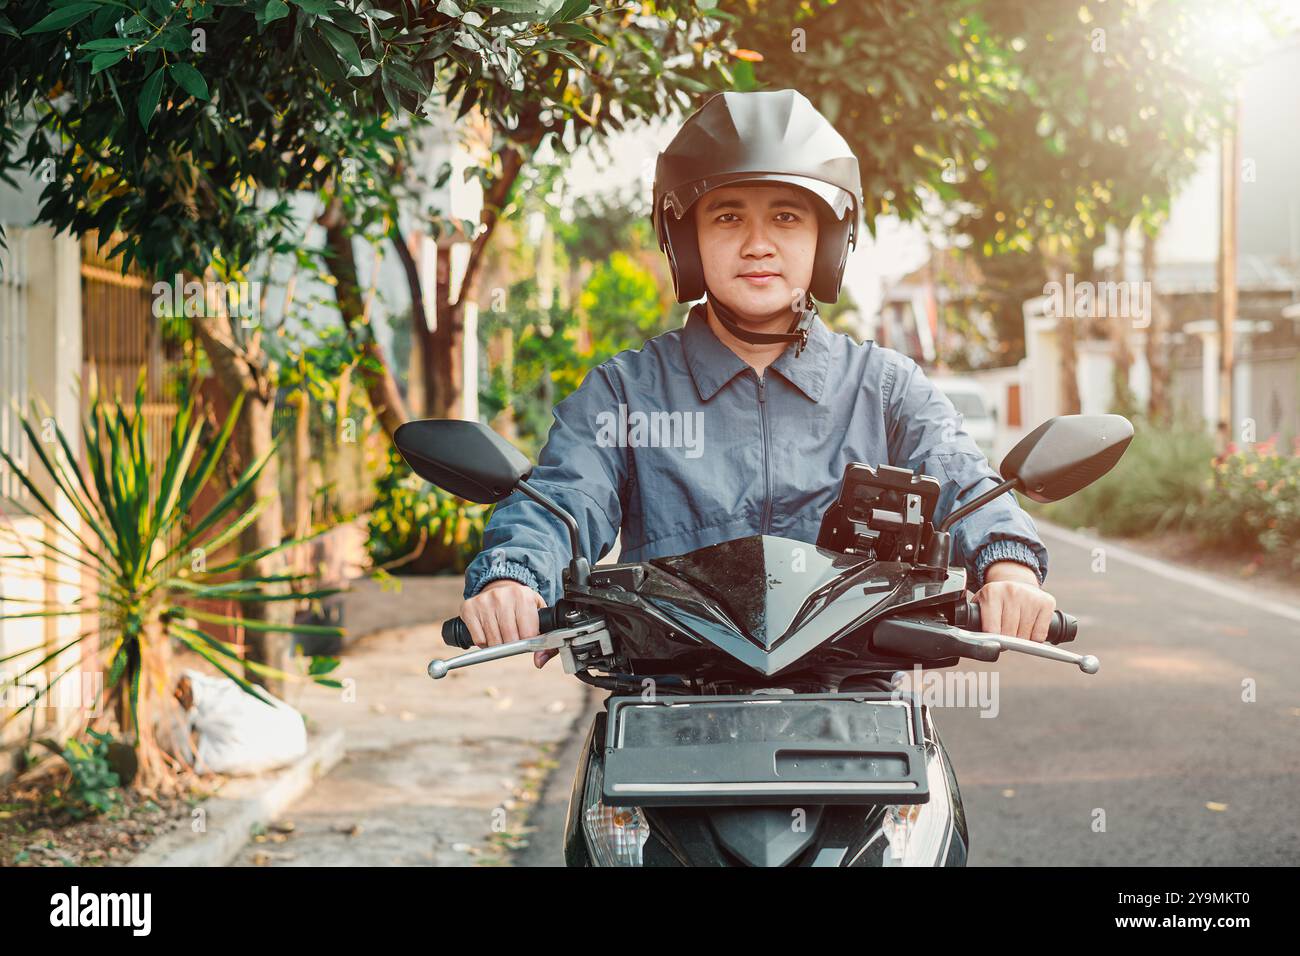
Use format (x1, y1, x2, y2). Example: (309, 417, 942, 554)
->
(682, 301, 832, 403)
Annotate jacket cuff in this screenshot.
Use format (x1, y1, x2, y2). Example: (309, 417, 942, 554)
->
(466, 558, 542, 598)
(972, 539, 1043, 591)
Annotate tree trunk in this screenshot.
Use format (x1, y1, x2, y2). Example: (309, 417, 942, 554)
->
(1143, 227, 1170, 424)
(1044, 247, 1082, 415)
(233, 395, 291, 695)
(292, 385, 311, 560)
(391, 228, 429, 417)
(189, 311, 292, 698)
(430, 244, 465, 419)
(122, 612, 187, 792)
(318, 198, 408, 438)
(424, 141, 534, 420)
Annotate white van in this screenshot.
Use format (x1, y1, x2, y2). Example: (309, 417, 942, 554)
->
(931, 377, 998, 465)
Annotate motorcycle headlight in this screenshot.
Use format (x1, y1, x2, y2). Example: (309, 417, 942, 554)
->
(581, 760, 651, 867)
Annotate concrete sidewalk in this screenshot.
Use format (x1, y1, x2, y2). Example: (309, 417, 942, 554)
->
(232, 575, 592, 867)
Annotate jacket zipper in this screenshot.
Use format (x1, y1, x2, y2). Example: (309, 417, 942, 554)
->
(757, 373, 772, 534)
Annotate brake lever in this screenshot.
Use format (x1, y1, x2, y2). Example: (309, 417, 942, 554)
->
(954, 627, 1100, 674)
(427, 619, 611, 679)
(873, 618, 1099, 674)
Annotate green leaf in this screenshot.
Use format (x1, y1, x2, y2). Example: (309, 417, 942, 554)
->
(482, 9, 533, 28)
(380, 73, 400, 116)
(666, 71, 711, 94)
(262, 0, 290, 25)
(490, 0, 549, 12)
(301, 28, 347, 83)
(182, 607, 343, 637)
(383, 59, 425, 95)
(551, 0, 590, 24)
(552, 22, 600, 44)
(324, 6, 366, 33)
(547, 46, 587, 70)
(24, 3, 98, 35)
(318, 20, 364, 71)
(91, 51, 129, 75)
(137, 67, 164, 129)
(169, 62, 210, 100)
(78, 37, 136, 52)
(308, 656, 341, 676)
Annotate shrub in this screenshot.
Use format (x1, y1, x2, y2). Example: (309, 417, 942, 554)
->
(1196, 436, 1300, 568)
(32, 730, 125, 819)
(367, 448, 489, 574)
(1032, 416, 1214, 537)
(0, 374, 345, 790)
(1032, 418, 1300, 570)
(63, 730, 126, 818)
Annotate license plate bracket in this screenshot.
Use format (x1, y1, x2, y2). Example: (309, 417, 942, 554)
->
(601, 691, 929, 807)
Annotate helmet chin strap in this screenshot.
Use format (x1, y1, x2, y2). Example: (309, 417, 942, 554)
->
(705, 290, 818, 357)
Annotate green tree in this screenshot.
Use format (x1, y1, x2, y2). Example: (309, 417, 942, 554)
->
(949, 0, 1252, 410)
(407, 1, 734, 420)
(727, 0, 1265, 404)
(0, 0, 674, 681)
(580, 250, 664, 357)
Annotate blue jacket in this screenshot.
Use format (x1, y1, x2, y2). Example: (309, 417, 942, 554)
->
(464, 303, 1047, 605)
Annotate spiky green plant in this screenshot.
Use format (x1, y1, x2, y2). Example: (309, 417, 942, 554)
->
(0, 373, 343, 789)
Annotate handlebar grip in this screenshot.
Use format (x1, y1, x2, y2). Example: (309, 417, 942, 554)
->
(441, 607, 560, 649)
(441, 617, 474, 649)
(965, 603, 1077, 645)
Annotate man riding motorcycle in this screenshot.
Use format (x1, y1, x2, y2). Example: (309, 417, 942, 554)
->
(458, 89, 1054, 665)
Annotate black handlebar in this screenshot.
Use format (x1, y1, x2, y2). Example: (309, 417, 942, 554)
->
(441, 606, 560, 649)
(963, 601, 1077, 645)
(442, 601, 1078, 654)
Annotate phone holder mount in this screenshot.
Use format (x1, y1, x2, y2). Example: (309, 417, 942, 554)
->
(816, 463, 949, 568)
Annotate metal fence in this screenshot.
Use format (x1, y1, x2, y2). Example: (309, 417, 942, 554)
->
(80, 235, 184, 500)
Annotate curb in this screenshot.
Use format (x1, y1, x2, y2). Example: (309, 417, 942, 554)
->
(128, 729, 346, 867)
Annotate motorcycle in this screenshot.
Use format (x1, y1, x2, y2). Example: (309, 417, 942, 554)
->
(395, 413, 1133, 866)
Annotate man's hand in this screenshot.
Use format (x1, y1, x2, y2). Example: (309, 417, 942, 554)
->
(459, 579, 557, 669)
(973, 560, 1056, 643)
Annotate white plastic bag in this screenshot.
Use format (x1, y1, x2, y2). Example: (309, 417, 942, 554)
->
(181, 669, 308, 775)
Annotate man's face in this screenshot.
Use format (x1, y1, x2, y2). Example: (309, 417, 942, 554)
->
(694, 183, 820, 321)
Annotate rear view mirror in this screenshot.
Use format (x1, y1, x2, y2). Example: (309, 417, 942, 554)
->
(394, 419, 532, 504)
(1000, 414, 1134, 503)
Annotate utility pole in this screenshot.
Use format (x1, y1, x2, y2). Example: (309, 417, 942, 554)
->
(1215, 94, 1240, 453)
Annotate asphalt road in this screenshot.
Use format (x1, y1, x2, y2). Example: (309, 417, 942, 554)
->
(515, 525, 1300, 867)
(941, 524, 1300, 866)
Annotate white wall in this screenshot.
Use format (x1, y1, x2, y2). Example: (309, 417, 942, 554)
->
(0, 226, 88, 758)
